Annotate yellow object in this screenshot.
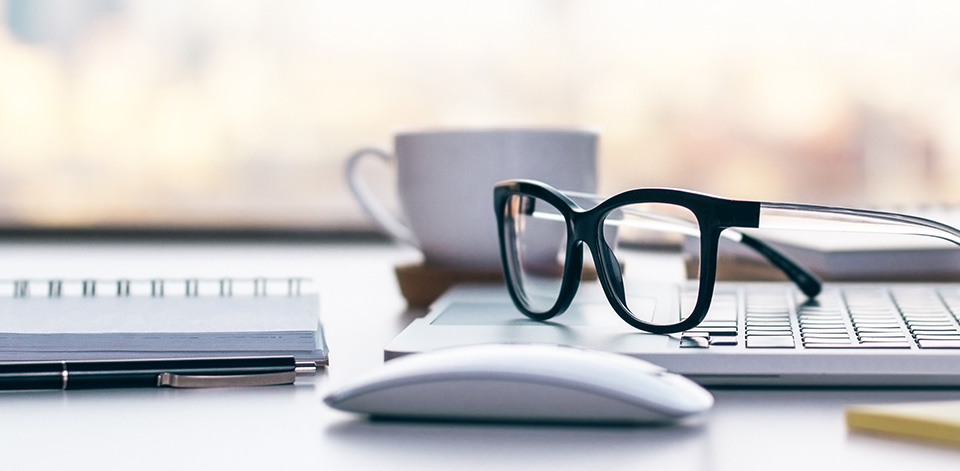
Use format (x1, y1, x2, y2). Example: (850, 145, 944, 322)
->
(846, 400, 960, 447)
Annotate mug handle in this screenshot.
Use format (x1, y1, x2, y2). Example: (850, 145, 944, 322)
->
(345, 148, 419, 247)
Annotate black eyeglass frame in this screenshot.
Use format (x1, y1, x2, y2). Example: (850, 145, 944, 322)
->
(494, 179, 764, 334)
(496, 179, 960, 335)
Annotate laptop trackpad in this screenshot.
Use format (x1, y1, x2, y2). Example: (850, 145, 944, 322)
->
(428, 300, 673, 350)
(430, 301, 628, 327)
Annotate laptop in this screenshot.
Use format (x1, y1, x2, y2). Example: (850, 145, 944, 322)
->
(385, 282, 960, 386)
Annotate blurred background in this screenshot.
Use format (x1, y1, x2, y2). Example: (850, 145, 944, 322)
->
(1, 0, 959, 232)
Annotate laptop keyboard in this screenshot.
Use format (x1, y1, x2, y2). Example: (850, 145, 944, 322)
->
(680, 285, 960, 349)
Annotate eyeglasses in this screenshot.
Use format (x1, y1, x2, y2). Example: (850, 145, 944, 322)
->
(494, 179, 960, 334)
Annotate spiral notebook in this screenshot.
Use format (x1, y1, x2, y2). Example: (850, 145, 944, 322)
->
(0, 278, 328, 365)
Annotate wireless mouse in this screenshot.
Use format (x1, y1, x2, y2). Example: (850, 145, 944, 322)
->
(323, 343, 713, 424)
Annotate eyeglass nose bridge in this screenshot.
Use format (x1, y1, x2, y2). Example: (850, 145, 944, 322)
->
(567, 209, 594, 242)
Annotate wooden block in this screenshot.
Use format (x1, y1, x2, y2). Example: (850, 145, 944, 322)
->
(395, 264, 503, 308)
(395, 262, 606, 308)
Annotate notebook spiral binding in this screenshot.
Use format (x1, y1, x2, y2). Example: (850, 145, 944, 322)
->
(2, 278, 312, 299)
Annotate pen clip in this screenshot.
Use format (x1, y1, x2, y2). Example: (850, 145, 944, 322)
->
(157, 371, 296, 388)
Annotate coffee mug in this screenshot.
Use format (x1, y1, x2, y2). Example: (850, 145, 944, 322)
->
(346, 129, 597, 269)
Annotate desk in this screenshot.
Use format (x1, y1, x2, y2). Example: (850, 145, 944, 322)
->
(0, 238, 958, 470)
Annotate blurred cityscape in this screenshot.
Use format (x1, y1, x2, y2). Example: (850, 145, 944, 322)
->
(1, 0, 960, 230)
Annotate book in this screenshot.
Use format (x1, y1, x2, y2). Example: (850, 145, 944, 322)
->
(0, 278, 328, 365)
(846, 400, 960, 447)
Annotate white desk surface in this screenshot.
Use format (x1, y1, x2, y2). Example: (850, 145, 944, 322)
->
(0, 238, 959, 471)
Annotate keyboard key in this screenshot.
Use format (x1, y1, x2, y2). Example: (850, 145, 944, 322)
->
(914, 334, 960, 341)
(680, 336, 710, 348)
(802, 327, 849, 333)
(803, 344, 863, 349)
(903, 312, 953, 318)
(746, 316, 790, 322)
(918, 339, 960, 349)
(799, 318, 846, 324)
(798, 316, 845, 322)
(912, 330, 960, 337)
(699, 320, 736, 327)
(797, 312, 843, 318)
(745, 307, 789, 314)
(747, 320, 792, 327)
(802, 338, 852, 345)
(913, 324, 956, 330)
(909, 317, 957, 322)
(801, 331, 850, 339)
(689, 329, 738, 337)
(857, 341, 911, 348)
(859, 332, 909, 339)
(855, 327, 904, 334)
(798, 309, 842, 315)
(853, 321, 901, 327)
(746, 324, 792, 331)
(691, 324, 738, 332)
(746, 330, 793, 337)
(802, 326, 848, 332)
(746, 336, 795, 348)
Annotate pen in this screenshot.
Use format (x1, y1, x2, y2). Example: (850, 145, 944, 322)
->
(0, 356, 317, 390)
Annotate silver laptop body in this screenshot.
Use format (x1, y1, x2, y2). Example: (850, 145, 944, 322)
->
(386, 282, 960, 386)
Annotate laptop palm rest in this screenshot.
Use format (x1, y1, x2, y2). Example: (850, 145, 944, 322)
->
(385, 286, 675, 360)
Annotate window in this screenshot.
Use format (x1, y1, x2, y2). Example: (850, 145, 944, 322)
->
(2, 0, 958, 231)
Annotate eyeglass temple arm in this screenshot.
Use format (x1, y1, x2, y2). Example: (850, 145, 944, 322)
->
(563, 191, 823, 298)
(759, 202, 960, 247)
(731, 232, 822, 297)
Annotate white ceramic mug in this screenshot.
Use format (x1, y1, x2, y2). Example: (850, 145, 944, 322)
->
(346, 129, 597, 269)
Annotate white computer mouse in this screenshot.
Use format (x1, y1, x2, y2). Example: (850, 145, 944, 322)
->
(323, 343, 713, 424)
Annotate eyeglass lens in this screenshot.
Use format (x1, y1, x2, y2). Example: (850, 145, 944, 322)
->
(503, 194, 569, 313)
(600, 202, 703, 327)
